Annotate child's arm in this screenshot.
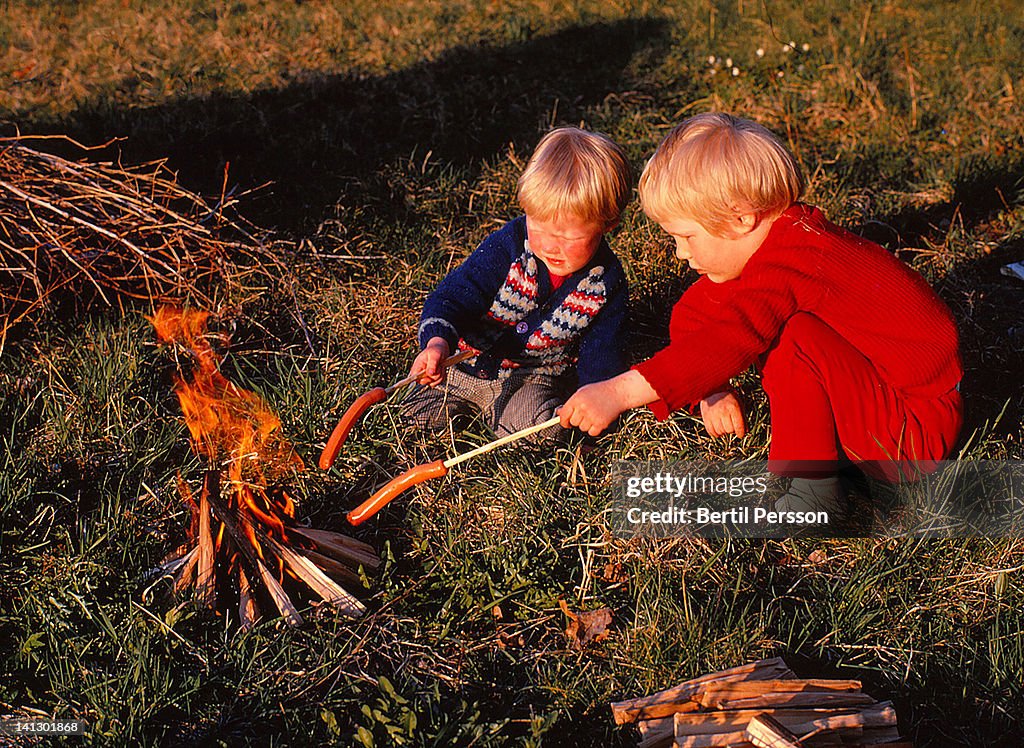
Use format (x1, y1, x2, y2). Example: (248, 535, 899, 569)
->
(699, 390, 746, 438)
(408, 336, 451, 387)
(559, 370, 659, 436)
(415, 219, 524, 379)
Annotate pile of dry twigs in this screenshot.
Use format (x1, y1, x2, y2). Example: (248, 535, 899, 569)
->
(0, 135, 284, 339)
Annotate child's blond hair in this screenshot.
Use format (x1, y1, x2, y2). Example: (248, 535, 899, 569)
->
(639, 113, 804, 236)
(517, 127, 631, 229)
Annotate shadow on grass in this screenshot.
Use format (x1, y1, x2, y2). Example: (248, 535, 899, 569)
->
(18, 18, 668, 234)
(779, 648, 1024, 747)
(850, 154, 1024, 449)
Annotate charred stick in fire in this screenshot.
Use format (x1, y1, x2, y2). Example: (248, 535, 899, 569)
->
(290, 526, 380, 571)
(256, 529, 365, 618)
(204, 485, 303, 626)
(254, 559, 303, 626)
(238, 566, 260, 631)
(298, 549, 366, 589)
(290, 526, 376, 557)
(173, 547, 200, 594)
(195, 471, 218, 607)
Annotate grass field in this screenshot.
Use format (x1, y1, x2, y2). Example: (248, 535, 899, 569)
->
(2, 1, 1024, 745)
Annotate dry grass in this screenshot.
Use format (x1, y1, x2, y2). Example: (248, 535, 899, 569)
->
(0, 136, 288, 341)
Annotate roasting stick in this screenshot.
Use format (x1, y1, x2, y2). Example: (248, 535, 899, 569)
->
(319, 349, 475, 470)
(347, 415, 562, 526)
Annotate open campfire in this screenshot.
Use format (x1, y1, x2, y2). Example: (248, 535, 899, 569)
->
(150, 307, 376, 628)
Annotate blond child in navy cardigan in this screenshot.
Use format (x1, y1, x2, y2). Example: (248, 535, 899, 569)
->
(403, 127, 632, 441)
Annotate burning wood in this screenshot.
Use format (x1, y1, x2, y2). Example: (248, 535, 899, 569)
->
(611, 658, 912, 748)
(150, 307, 375, 627)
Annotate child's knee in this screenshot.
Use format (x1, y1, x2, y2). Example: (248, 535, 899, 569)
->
(496, 403, 558, 437)
(762, 312, 863, 396)
(495, 376, 566, 432)
(401, 384, 469, 431)
(764, 313, 831, 368)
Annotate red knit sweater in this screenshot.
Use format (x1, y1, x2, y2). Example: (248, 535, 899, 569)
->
(634, 204, 963, 418)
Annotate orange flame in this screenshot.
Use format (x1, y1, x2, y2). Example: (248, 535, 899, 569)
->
(149, 307, 305, 552)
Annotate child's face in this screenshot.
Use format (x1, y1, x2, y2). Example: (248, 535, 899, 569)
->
(526, 214, 606, 276)
(660, 214, 758, 283)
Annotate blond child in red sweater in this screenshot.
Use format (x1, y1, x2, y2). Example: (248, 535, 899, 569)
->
(559, 113, 963, 514)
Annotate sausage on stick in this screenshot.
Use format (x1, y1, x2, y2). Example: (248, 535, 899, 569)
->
(319, 349, 475, 470)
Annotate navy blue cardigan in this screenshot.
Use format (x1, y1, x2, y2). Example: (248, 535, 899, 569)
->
(418, 216, 629, 385)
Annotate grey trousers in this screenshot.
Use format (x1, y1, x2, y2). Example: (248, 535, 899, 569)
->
(400, 366, 569, 444)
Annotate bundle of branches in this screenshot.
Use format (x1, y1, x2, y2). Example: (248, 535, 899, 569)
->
(0, 135, 285, 338)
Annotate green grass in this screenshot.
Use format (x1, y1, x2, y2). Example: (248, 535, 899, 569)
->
(2, 0, 1024, 745)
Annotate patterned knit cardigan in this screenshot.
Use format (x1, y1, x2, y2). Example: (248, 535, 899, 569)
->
(418, 216, 629, 385)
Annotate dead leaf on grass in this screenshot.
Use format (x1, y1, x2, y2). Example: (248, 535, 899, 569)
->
(596, 561, 628, 584)
(497, 629, 524, 649)
(559, 599, 612, 650)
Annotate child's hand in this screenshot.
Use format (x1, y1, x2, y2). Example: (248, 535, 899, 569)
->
(559, 380, 623, 436)
(559, 370, 658, 437)
(699, 390, 746, 438)
(411, 337, 451, 387)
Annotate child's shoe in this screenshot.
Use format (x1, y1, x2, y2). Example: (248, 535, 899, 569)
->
(774, 475, 849, 534)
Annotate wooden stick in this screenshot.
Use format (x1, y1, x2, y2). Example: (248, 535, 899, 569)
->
(674, 731, 755, 748)
(300, 548, 366, 588)
(173, 547, 199, 594)
(790, 703, 896, 737)
(347, 416, 562, 526)
(254, 554, 303, 626)
(698, 680, 862, 709)
(673, 709, 861, 737)
(384, 348, 475, 395)
(290, 527, 380, 569)
(718, 692, 877, 710)
(238, 566, 260, 631)
(745, 715, 803, 748)
(638, 717, 674, 748)
(444, 415, 561, 468)
(611, 657, 793, 724)
(291, 526, 377, 556)
(195, 472, 217, 607)
(259, 530, 365, 618)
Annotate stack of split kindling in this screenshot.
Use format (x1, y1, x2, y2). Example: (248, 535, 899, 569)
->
(610, 657, 912, 748)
